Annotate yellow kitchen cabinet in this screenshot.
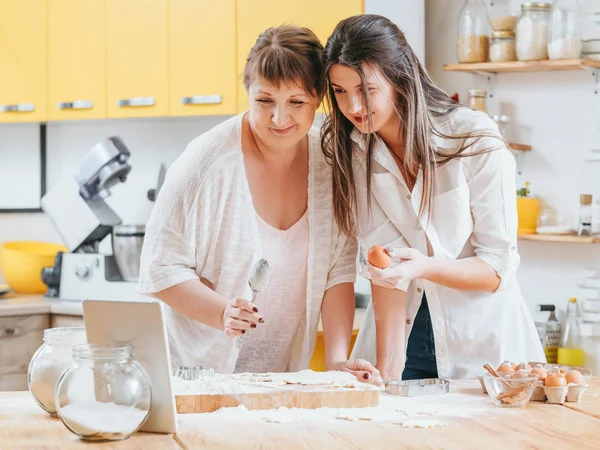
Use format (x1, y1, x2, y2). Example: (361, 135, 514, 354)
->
(48, 0, 106, 121)
(236, 0, 363, 112)
(169, 0, 236, 116)
(106, 0, 169, 118)
(0, 0, 47, 123)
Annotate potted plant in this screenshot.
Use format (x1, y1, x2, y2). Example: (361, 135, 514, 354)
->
(516, 181, 541, 234)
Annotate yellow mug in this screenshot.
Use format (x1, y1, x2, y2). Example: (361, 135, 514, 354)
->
(516, 197, 541, 234)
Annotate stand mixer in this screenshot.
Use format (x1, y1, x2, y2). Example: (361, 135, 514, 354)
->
(40, 137, 144, 301)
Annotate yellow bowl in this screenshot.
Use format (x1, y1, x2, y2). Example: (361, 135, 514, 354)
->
(0, 241, 67, 294)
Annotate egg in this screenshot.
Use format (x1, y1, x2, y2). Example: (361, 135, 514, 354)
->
(544, 372, 567, 387)
(512, 370, 532, 379)
(497, 361, 516, 373)
(368, 246, 392, 269)
(565, 370, 584, 385)
(531, 364, 548, 381)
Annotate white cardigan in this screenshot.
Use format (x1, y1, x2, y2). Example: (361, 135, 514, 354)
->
(138, 114, 357, 374)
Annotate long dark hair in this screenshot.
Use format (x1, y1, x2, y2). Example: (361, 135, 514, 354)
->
(321, 14, 500, 237)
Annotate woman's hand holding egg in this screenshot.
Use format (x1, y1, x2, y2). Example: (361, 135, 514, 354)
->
(367, 246, 430, 290)
(221, 297, 264, 337)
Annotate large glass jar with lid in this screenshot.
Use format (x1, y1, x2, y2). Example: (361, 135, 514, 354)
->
(488, 0, 521, 31)
(490, 31, 517, 62)
(516, 3, 552, 61)
(457, 0, 491, 63)
(55, 344, 151, 441)
(548, 0, 582, 60)
(28, 327, 87, 416)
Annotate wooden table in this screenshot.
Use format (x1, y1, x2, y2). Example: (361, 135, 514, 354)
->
(2, 379, 600, 449)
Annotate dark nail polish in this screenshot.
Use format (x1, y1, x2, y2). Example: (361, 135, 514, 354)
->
(253, 307, 259, 313)
(363, 373, 370, 380)
(241, 330, 246, 334)
(251, 324, 257, 328)
(259, 318, 265, 324)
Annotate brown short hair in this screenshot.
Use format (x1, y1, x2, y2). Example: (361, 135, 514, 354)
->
(244, 25, 324, 98)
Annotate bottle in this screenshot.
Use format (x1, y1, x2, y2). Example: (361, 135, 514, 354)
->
(457, 0, 490, 63)
(537, 304, 561, 364)
(578, 194, 593, 237)
(557, 298, 585, 366)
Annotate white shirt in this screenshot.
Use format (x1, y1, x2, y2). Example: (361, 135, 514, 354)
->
(350, 108, 545, 379)
(234, 211, 309, 373)
(138, 114, 357, 374)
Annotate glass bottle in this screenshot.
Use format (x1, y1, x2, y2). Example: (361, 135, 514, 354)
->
(516, 3, 552, 61)
(548, 0, 582, 60)
(55, 344, 152, 441)
(492, 114, 514, 142)
(578, 194, 593, 237)
(558, 298, 585, 366)
(28, 327, 87, 416)
(457, 0, 491, 63)
(468, 89, 488, 112)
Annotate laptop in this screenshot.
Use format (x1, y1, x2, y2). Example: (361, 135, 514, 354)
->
(82, 298, 177, 434)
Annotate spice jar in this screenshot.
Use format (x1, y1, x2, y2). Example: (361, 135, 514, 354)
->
(28, 327, 87, 416)
(55, 344, 151, 441)
(468, 89, 488, 113)
(492, 115, 514, 142)
(516, 3, 552, 61)
(490, 31, 517, 62)
(548, 0, 582, 60)
(457, 0, 491, 63)
(488, 0, 520, 31)
(578, 194, 593, 237)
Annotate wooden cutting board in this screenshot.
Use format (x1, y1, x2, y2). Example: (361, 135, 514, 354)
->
(175, 382, 380, 414)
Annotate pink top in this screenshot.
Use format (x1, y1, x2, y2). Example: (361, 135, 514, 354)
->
(234, 210, 309, 373)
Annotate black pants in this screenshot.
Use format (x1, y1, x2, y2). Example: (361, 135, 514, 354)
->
(402, 295, 439, 380)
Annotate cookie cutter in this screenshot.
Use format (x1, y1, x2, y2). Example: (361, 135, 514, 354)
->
(174, 365, 215, 381)
(384, 378, 450, 397)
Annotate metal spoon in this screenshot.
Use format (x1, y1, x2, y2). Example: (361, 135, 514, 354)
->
(236, 258, 270, 349)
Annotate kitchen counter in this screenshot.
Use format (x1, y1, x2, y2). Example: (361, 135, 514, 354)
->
(0, 293, 82, 317)
(1, 378, 599, 448)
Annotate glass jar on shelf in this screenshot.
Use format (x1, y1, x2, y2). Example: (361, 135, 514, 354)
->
(457, 0, 491, 63)
(468, 89, 488, 113)
(28, 327, 87, 416)
(548, 0, 582, 60)
(490, 31, 517, 62)
(516, 3, 552, 61)
(55, 344, 152, 441)
(492, 114, 514, 142)
(488, 0, 521, 31)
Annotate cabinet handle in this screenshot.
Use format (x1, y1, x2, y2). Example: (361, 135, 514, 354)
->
(0, 327, 23, 338)
(117, 97, 155, 107)
(58, 100, 93, 110)
(1, 103, 35, 113)
(181, 95, 222, 105)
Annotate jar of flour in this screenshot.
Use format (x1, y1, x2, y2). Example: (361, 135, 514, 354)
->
(55, 343, 151, 441)
(28, 327, 87, 416)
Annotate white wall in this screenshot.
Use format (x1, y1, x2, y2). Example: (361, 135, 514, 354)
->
(425, 0, 600, 319)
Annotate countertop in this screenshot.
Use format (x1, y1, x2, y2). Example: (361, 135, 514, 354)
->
(1, 378, 599, 448)
(0, 293, 83, 317)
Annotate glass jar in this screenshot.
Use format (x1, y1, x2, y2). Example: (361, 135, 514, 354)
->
(516, 3, 552, 61)
(490, 31, 517, 62)
(492, 114, 514, 142)
(548, 0, 582, 60)
(56, 344, 152, 441)
(488, 0, 521, 31)
(28, 327, 87, 416)
(457, 0, 491, 63)
(468, 89, 488, 112)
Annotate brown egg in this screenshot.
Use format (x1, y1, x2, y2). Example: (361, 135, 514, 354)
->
(368, 246, 392, 269)
(531, 364, 548, 381)
(545, 372, 567, 387)
(515, 363, 532, 372)
(565, 370, 584, 385)
(497, 361, 516, 373)
(512, 370, 532, 379)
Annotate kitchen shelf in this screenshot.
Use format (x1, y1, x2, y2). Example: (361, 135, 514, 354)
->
(443, 59, 600, 74)
(518, 234, 600, 243)
(508, 143, 531, 151)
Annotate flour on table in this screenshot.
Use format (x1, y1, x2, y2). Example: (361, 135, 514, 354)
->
(394, 419, 448, 429)
(230, 370, 375, 389)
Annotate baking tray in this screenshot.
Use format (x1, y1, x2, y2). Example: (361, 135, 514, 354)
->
(384, 378, 450, 396)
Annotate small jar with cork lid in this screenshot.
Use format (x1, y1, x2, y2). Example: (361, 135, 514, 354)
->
(578, 194, 593, 236)
(468, 89, 488, 113)
(490, 31, 517, 62)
